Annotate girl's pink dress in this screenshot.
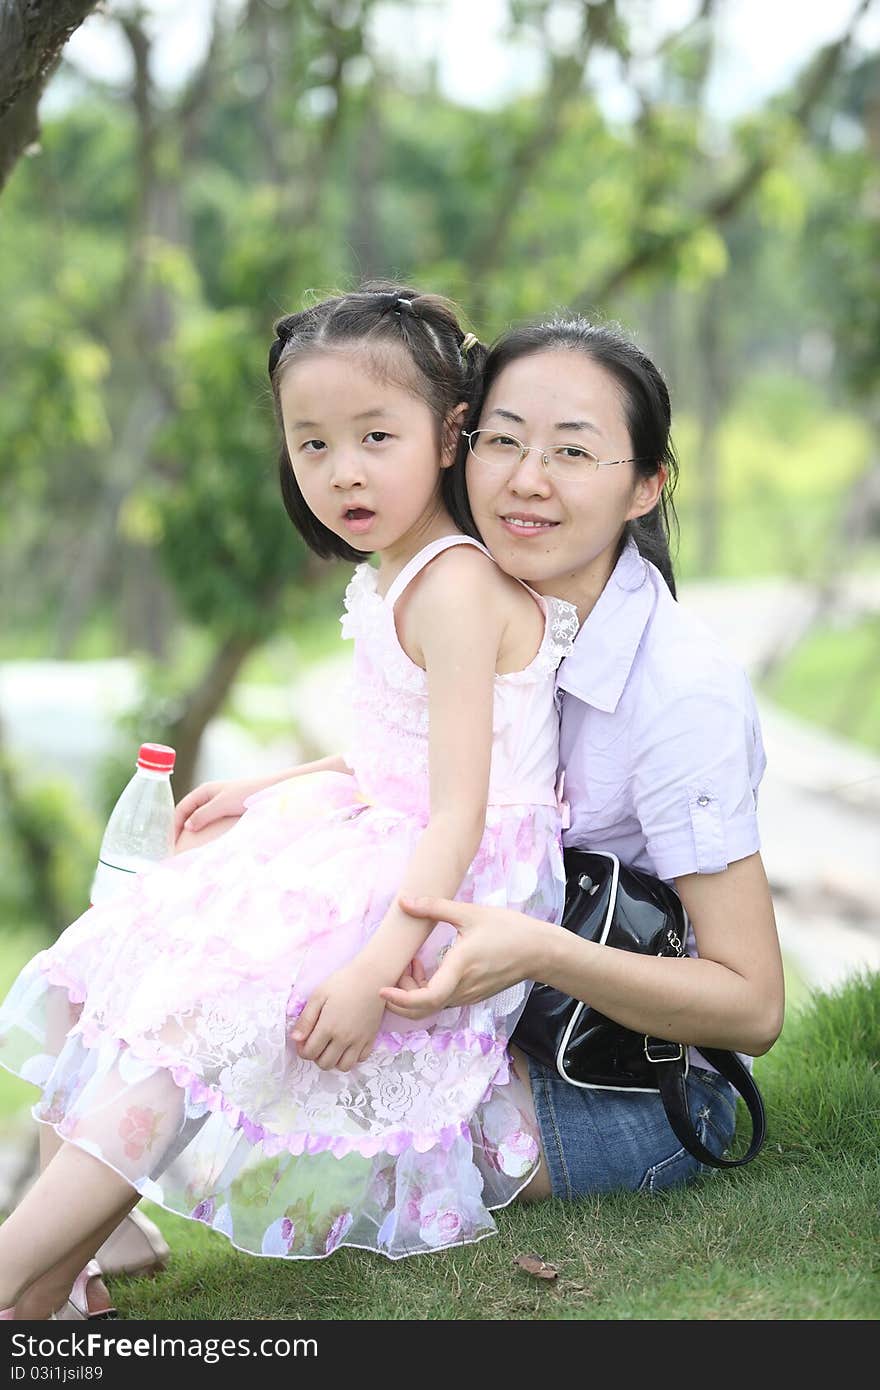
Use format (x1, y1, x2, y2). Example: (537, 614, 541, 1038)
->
(0, 536, 578, 1260)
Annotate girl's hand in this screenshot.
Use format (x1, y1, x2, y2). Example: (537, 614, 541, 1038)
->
(173, 775, 275, 840)
(379, 896, 544, 1019)
(290, 962, 389, 1072)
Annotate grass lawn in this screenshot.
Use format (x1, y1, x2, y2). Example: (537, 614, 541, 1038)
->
(1, 926, 876, 1321)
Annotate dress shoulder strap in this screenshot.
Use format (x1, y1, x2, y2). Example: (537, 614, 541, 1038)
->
(384, 534, 493, 609)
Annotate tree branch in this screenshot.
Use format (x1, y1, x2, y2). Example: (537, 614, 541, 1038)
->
(571, 0, 873, 310)
(0, 0, 101, 189)
(468, 1, 598, 301)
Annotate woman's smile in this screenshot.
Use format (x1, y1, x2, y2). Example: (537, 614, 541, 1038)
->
(498, 511, 561, 536)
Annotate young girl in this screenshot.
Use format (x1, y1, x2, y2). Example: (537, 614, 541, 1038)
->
(0, 283, 579, 1318)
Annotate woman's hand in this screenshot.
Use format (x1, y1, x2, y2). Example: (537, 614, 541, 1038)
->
(290, 962, 389, 1072)
(379, 896, 548, 1019)
(173, 775, 276, 841)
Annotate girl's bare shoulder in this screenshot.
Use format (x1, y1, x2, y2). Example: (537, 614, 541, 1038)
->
(404, 541, 529, 619)
(401, 543, 544, 670)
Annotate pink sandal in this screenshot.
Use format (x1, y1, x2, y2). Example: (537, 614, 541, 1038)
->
(54, 1261, 117, 1321)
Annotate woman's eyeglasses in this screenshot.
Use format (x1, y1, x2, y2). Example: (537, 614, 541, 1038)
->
(463, 429, 652, 484)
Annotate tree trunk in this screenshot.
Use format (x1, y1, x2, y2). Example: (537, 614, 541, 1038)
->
(348, 82, 382, 278)
(167, 632, 266, 797)
(695, 278, 725, 576)
(0, 0, 100, 190)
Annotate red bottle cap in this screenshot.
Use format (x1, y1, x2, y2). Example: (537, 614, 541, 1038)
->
(137, 743, 176, 772)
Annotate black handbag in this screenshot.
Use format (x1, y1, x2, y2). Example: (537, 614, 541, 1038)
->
(514, 848, 766, 1169)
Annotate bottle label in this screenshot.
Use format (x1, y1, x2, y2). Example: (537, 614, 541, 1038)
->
(89, 855, 161, 906)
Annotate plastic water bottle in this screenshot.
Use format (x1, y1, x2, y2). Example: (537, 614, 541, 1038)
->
(89, 743, 176, 905)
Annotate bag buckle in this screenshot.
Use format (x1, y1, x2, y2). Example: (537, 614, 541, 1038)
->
(643, 1037, 684, 1064)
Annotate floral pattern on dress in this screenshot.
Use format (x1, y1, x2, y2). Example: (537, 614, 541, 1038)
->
(0, 535, 577, 1259)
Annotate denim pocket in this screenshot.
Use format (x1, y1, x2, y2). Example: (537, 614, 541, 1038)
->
(638, 1141, 701, 1194)
(637, 1078, 732, 1193)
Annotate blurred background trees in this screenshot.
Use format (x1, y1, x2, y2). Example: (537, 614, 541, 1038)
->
(0, 0, 878, 934)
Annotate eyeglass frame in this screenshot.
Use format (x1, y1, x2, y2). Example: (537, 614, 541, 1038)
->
(462, 428, 655, 481)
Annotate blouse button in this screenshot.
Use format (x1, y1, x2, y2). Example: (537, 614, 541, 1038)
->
(696, 794, 711, 807)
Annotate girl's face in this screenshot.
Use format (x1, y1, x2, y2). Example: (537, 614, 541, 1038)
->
(465, 349, 663, 616)
(279, 349, 456, 564)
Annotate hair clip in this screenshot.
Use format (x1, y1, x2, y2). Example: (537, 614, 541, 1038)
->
(461, 332, 478, 355)
(268, 337, 284, 376)
(268, 321, 294, 376)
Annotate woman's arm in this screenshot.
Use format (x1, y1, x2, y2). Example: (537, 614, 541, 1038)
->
(382, 851, 784, 1057)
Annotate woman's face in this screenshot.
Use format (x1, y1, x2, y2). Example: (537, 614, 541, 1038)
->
(465, 349, 663, 615)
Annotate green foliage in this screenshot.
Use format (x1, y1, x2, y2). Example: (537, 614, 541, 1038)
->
(766, 615, 880, 754)
(0, 757, 99, 941)
(673, 371, 872, 579)
(0, 1, 876, 700)
(156, 308, 308, 639)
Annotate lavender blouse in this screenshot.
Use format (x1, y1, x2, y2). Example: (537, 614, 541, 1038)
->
(556, 538, 766, 884)
(553, 539, 767, 1074)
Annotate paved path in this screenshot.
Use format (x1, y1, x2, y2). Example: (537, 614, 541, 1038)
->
(680, 577, 880, 990)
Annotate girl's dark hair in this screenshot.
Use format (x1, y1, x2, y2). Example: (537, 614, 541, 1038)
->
(268, 280, 487, 561)
(450, 316, 680, 596)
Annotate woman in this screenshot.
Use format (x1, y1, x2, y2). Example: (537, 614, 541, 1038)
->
(80, 313, 784, 1310)
(381, 315, 784, 1200)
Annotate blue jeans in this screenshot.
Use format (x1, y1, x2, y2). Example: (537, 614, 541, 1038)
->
(526, 1060, 738, 1197)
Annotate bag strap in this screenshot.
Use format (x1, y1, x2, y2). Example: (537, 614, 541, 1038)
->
(651, 1045, 766, 1169)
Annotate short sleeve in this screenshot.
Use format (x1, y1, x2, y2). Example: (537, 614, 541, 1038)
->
(631, 683, 765, 879)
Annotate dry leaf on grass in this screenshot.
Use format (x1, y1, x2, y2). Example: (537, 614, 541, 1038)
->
(513, 1252, 559, 1280)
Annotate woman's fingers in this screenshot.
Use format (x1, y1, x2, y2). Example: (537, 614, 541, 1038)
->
(397, 895, 473, 931)
(381, 943, 470, 1017)
(380, 979, 443, 1018)
(391, 956, 429, 992)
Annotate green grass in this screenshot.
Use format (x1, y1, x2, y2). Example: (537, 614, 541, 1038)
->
(2, 918, 876, 1319)
(109, 973, 880, 1320)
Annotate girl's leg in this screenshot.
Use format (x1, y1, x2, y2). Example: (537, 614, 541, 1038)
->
(31, 816, 241, 1313)
(507, 1043, 553, 1203)
(173, 815, 241, 855)
(29, 1123, 115, 1318)
(0, 1143, 138, 1316)
(30, 994, 116, 1315)
(14, 1197, 139, 1320)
